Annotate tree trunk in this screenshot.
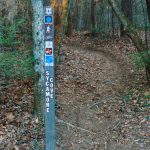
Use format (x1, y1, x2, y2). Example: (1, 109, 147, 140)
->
(108, 0, 150, 82)
(111, 9, 115, 35)
(0, 0, 16, 51)
(121, 0, 133, 22)
(1, 0, 16, 23)
(31, 0, 45, 114)
(0, 0, 16, 23)
(0, 1, 3, 51)
(62, 0, 73, 35)
(146, 0, 150, 23)
(91, 0, 95, 35)
(52, 0, 60, 25)
(78, 0, 85, 30)
(120, 0, 133, 36)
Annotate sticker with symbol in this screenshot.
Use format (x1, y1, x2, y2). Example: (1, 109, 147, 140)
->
(45, 56, 54, 66)
(45, 24, 53, 40)
(45, 16, 52, 23)
(46, 8, 52, 15)
(45, 41, 53, 48)
(46, 25, 52, 34)
(46, 48, 53, 55)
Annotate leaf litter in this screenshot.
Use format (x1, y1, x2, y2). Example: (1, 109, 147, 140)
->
(0, 32, 149, 150)
(55, 32, 150, 150)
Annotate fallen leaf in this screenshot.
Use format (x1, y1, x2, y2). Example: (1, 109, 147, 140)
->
(5, 112, 15, 122)
(144, 91, 150, 96)
(0, 124, 5, 132)
(0, 131, 5, 135)
(14, 146, 19, 150)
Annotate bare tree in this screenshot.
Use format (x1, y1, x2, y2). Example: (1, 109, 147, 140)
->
(91, 0, 95, 34)
(108, 0, 150, 82)
(0, 0, 17, 24)
(120, 0, 133, 36)
(146, 0, 150, 23)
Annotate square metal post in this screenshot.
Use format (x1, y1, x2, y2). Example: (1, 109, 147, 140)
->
(44, 6, 55, 150)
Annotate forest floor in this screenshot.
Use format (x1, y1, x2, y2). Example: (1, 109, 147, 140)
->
(55, 33, 150, 150)
(0, 32, 150, 150)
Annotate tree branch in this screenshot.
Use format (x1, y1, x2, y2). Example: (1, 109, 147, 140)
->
(56, 117, 93, 133)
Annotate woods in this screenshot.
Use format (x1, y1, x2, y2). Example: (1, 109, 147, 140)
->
(0, 0, 150, 149)
(108, 0, 150, 82)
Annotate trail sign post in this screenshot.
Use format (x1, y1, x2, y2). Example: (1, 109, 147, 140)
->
(44, 6, 55, 150)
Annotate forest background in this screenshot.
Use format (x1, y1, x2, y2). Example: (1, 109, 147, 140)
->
(0, 0, 150, 149)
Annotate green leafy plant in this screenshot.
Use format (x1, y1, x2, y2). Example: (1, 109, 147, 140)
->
(0, 18, 28, 48)
(124, 90, 134, 103)
(140, 92, 150, 108)
(130, 51, 146, 69)
(1, 24, 15, 47)
(0, 50, 34, 79)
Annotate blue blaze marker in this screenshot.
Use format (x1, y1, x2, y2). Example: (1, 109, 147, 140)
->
(45, 56, 54, 63)
(45, 16, 52, 23)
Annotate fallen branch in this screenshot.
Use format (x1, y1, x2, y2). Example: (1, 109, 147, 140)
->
(89, 102, 102, 109)
(56, 117, 93, 134)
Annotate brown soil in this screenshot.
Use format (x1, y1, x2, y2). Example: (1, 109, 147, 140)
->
(55, 35, 150, 150)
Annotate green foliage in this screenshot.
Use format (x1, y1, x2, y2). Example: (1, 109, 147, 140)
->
(90, 27, 111, 39)
(0, 24, 19, 47)
(124, 88, 150, 109)
(0, 16, 34, 79)
(0, 50, 34, 79)
(124, 90, 134, 103)
(0, 18, 29, 48)
(91, 27, 101, 33)
(134, 25, 150, 30)
(130, 51, 146, 69)
(139, 92, 150, 108)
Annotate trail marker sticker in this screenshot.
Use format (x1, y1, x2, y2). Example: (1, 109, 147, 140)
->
(45, 56, 53, 63)
(46, 8, 52, 15)
(45, 16, 52, 23)
(46, 48, 53, 55)
(45, 41, 53, 48)
(45, 24, 53, 40)
(44, 6, 55, 150)
(45, 56, 54, 66)
(45, 25, 52, 34)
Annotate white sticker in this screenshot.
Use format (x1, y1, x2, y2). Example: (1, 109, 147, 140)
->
(45, 63, 54, 66)
(46, 8, 52, 15)
(45, 41, 53, 48)
(46, 107, 49, 112)
(45, 62, 54, 66)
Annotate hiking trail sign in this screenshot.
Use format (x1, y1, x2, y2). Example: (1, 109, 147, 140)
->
(44, 6, 55, 150)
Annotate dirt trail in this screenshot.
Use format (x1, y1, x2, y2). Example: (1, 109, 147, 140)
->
(56, 43, 149, 150)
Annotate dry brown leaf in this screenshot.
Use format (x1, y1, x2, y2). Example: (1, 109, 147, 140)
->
(5, 112, 15, 122)
(144, 91, 150, 96)
(0, 131, 5, 135)
(0, 124, 5, 132)
(14, 145, 19, 150)
(0, 135, 5, 141)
